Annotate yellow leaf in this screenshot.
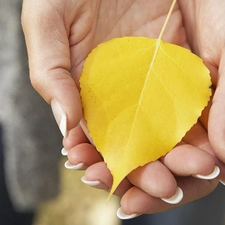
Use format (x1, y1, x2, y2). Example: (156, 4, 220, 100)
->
(80, 36, 211, 195)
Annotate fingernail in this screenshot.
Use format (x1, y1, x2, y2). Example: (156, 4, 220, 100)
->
(51, 99, 68, 137)
(193, 166, 220, 180)
(81, 176, 101, 186)
(219, 180, 225, 186)
(61, 148, 68, 156)
(117, 207, 139, 220)
(64, 160, 84, 170)
(161, 187, 183, 204)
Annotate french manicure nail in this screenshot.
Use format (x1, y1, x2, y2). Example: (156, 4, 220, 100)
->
(51, 99, 68, 137)
(161, 187, 183, 204)
(219, 180, 225, 186)
(81, 176, 101, 186)
(64, 160, 84, 170)
(193, 166, 220, 180)
(117, 207, 138, 220)
(61, 148, 68, 156)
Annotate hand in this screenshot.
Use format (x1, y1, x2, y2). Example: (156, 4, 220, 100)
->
(60, 0, 223, 218)
(179, 0, 225, 166)
(63, 120, 220, 218)
(21, 0, 185, 135)
(22, 0, 224, 219)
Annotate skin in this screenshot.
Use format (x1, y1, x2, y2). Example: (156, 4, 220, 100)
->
(179, 0, 225, 163)
(22, 0, 225, 215)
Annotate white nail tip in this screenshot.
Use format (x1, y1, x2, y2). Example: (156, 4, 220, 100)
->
(51, 99, 68, 137)
(61, 148, 68, 156)
(161, 187, 183, 204)
(194, 166, 220, 180)
(64, 160, 84, 170)
(81, 176, 101, 186)
(219, 180, 225, 186)
(117, 208, 138, 220)
(59, 113, 68, 137)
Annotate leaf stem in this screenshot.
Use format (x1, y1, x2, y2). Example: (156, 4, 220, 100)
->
(145, 0, 177, 79)
(158, 0, 177, 41)
(124, 0, 178, 158)
(146, 0, 177, 77)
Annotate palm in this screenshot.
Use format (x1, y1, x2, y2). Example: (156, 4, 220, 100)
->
(68, 0, 196, 147)
(69, 0, 187, 81)
(63, 0, 223, 188)
(65, 0, 221, 169)
(22, 0, 224, 215)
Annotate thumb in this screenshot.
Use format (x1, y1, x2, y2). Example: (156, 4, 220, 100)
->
(22, 1, 82, 136)
(208, 52, 225, 163)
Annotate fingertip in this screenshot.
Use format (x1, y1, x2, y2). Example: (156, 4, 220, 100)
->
(51, 99, 68, 137)
(128, 161, 177, 198)
(63, 125, 90, 150)
(163, 145, 216, 177)
(64, 160, 85, 170)
(85, 162, 113, 188)
(116, 207, 139, 220)
(161, 187, 183, 204)
(67, 143, 102, 167)
(61, 147, 68, 156)
(50, 83, 82, 135)
(55, 83, 82, 131)
(193, 165, 220, 180)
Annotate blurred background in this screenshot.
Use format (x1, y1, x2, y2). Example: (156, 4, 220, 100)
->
(2, 1, 225, 225)
(33, 162, 120, 225)
(0, 0, 120, 225)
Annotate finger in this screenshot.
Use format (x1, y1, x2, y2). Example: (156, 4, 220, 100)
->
(22, 1, 82, 135)
(208, 53, 225, 163)
(65, 143, 102, 170)
(118, 177, 218, 218)
(63, 125, 90, 151)
(166, 122, 222, 180)
(127, 161, 178, 200)
(162, 143, 217, 177)
(82, 162, 133, 196)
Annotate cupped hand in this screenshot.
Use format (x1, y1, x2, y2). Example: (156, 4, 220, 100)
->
(21, 0, 185, 134)
(63, 117, 220, 218)
(22, 0, 224, 218)
(61, 0, 223, 217)
(179, 0, 225, 165)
